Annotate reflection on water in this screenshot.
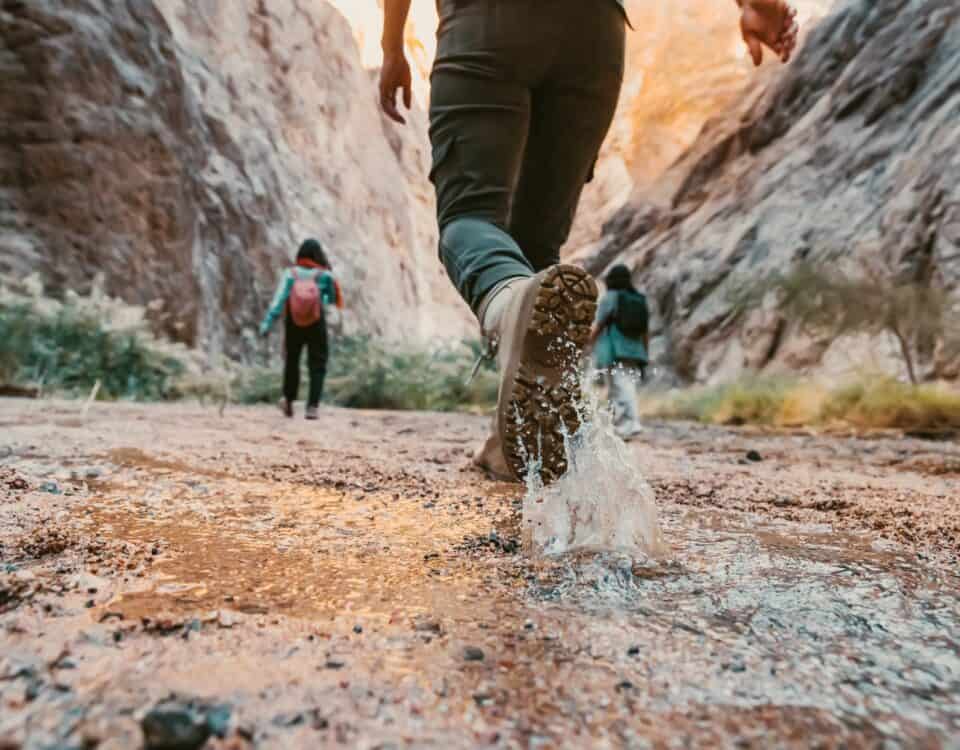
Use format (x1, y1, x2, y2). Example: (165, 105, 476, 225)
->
(82, 466, 960, 743)
(529, 509, 960, 738)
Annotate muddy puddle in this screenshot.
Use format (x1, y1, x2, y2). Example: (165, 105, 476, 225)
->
(77, 470, 960, 744)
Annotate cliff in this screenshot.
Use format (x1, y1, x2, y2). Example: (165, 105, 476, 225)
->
(0, 0, 472, 360)
(585, 0, 960, 382)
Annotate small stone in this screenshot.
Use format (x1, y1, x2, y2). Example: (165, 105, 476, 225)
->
(523, 620, 535, 631)
(40, 481, 61, 495)
(746, 450, 763, 462)
(463, 646, 485, 662)
(141, 703, 209, 750)
(615, 680, 634, 691)
(627, 645, 640, 657)
(413, 617, 442, 634)
(353, 624, 363, 634)
(324, 660, 345, 670)
(141, 699, 232, 750)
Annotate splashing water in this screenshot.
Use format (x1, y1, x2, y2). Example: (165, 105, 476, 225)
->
(521, 373, 667, 559)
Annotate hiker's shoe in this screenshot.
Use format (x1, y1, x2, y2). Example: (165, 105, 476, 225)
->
(616, 424, 644, 442)
(472, 424, 518, 483)
(305, 405, 319, 420)
(490, 265, 598, 485)
(280, 399, 294, 418)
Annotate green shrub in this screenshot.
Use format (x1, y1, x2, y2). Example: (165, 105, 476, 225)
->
(231, 336, 497, 413)
(0, 279, 495, 413)
(0, 300, 183, 400)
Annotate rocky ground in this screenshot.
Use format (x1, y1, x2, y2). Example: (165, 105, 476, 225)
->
(1, 398, 958, 748)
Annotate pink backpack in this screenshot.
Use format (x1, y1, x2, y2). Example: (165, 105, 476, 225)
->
(288, 269, 322, 327)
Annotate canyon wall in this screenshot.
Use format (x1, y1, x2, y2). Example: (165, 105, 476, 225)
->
(585, 0, 960, 383)
(0, 0, 473, 360)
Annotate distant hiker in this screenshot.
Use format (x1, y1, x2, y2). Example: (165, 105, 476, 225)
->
(379, 0, 798, 483)
(588, 264, 650, 440)
(260, 239, 343, 421)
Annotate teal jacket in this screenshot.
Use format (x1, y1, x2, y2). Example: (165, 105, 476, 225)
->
(260, 267, 338, 335)
(593, 290, 650, 370)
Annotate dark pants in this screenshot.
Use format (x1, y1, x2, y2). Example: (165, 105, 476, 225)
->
(284, 318, 328, 407)
(429, 0, 626, 315)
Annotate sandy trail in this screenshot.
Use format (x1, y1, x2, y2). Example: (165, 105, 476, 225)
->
(1, 399, 958, 748)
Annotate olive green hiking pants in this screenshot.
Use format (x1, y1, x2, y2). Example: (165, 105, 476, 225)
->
(429, 0, 626, 317)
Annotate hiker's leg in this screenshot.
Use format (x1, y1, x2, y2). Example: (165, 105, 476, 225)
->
(429, 1, 546, 316)
(610, 364, 642, 436)
(283, 320, 304, 403)
(305, 323, 329, 408)
(508, 2, 625, 271)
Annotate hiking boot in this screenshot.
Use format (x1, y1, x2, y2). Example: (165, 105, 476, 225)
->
(487, 264, 598, 485)
(305, 405, 319, 420)
(280, 398, 294, 418)
(472, 423, 517, 482)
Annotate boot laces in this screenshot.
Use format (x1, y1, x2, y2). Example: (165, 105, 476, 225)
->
(467, 335, 499, 385)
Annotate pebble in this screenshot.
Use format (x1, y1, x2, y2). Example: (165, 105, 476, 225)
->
(463, 646, 485, 662)
(746, 450, 764, 462)
(40, 481, 61, 494)
(141, 699, 231, 750)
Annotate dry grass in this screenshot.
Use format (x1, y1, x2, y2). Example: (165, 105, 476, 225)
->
(640, 375, 960, 432)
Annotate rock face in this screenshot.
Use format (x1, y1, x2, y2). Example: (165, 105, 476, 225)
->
(565, 0, 834, 258)
(585, 0, 960, 383)
(0, 0, 472, 359)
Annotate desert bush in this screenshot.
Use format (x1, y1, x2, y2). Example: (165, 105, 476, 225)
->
(731, 261, 960, 384)
(820, 377, 960, 431)
(0, 283, 185, 400)
(640, 375, 960, 431)
(0, 277, 496, 413)
(230, 336, 497, 413)
(641, 376, 794, 425)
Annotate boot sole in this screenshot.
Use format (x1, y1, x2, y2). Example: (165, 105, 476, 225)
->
(498, 265, 598, 485)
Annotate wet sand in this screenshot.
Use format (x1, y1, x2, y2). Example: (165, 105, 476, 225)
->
(1, 399, 958, 748)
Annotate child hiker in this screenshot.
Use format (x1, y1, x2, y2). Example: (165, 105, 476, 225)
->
(260, 238, 343, 420)
(587, 264, 651, 440)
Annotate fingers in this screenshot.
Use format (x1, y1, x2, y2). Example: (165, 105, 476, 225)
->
(747, 34, 764, 66)
(379, 79, 407, 125)
(741, 0, 799, 66)
(778, 6, 799, 62)
(741, 19, 764, 66)
(381, 90, 407, 125)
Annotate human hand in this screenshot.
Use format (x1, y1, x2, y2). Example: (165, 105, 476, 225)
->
(379, 51, 412, 124)
(739, 0, 799, 66)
